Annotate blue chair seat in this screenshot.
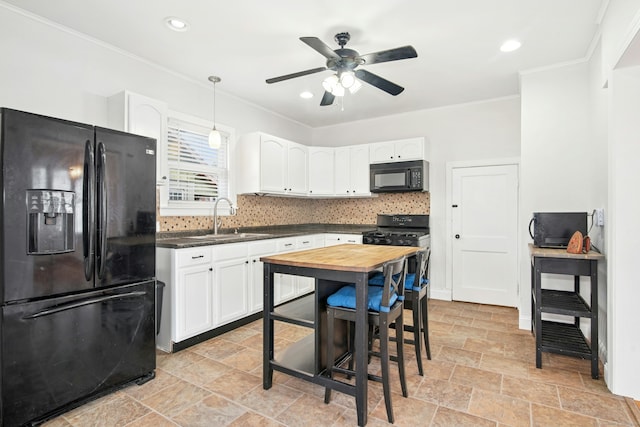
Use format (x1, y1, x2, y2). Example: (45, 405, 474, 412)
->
(369, 272, 428, 291)
(327, 284, 398, 312)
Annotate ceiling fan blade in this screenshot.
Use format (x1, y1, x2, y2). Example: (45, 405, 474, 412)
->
(359, 46, 417, 65)
(300, 37, 341, 59)
(266, 67, 327, 84)
(355, 69, 404, 95)
(320, 91, 335, 106)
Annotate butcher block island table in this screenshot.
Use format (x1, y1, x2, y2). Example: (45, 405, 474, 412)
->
(261, 244, 420, 426)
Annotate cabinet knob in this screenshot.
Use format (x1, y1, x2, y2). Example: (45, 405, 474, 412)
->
(245, 260, 249, 264)
(455, 234, 460, 239)
(209, 267, 213, 271)
(253, 259, 257, 263)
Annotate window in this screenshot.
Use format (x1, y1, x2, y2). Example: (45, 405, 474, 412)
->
(159, 111, 235, 216)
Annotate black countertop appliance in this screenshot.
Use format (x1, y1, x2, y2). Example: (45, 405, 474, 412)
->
(0, 108, 157, 426)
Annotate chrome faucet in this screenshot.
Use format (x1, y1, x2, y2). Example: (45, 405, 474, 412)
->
(213, 197, 234, 234)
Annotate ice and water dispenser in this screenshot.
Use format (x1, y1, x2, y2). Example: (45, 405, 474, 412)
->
(27, 190, 75, 254)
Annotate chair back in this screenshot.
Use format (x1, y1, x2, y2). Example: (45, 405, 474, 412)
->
(414, 248, 431, 290)
(380, 256, 407, 312)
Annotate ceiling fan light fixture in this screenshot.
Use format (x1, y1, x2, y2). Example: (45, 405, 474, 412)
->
(339, 71, 356, 88)
(332, 84, 345, 97)
(322, 75, 339, 93)
(348, 79, 362, 94)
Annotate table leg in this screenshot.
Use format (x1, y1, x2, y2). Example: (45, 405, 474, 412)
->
(354, 272, 368, 426)
(263, 263, 274, 389)
(590, 260, 599, 379)
(534, 258, 542, 369)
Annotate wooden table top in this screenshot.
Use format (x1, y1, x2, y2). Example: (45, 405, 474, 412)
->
(260, 244, 420, 273)
(528, 243, 604, 260)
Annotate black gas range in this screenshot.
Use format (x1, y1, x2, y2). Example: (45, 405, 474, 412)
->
(363, 214, 430, 248)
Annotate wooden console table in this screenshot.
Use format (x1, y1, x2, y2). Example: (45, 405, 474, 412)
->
(261, 244, 419, 427)
(529, 244, 604, 379)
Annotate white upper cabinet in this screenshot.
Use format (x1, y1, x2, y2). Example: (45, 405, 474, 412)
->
(369, 137, 426, 163)
(335, 144, 371, 196)
(108, 91, 168, 185)
(308, 147, 335, 196)
(237, 132, 308, 196)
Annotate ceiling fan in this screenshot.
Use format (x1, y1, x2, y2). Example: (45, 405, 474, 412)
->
(266, 32, 418, 106)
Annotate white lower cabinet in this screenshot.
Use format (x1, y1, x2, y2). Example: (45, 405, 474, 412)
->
(275, 238, 298, 304)
(294, 235, 322, 294)
(248, 239, 279, 313)
(156, 233, 361, 352)
(212, 243, 249, 326)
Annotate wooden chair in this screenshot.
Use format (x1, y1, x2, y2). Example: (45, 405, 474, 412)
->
(324, 256, 408, 424)
(369, 248, 432, 375)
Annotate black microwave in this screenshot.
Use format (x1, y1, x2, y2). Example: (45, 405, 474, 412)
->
(370, 160, 429, 193)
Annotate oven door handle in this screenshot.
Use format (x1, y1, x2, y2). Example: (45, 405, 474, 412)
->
(22, 291, 147, 319)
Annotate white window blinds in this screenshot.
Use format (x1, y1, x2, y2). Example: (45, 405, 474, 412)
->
(166, 117, 229, 205)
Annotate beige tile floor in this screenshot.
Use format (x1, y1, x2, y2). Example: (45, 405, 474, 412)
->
(44, 299, 639, 426)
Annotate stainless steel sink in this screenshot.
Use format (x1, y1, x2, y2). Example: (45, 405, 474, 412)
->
(188, 233, 272, 241)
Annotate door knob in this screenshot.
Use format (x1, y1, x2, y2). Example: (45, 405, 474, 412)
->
(455, 234, 460, 239)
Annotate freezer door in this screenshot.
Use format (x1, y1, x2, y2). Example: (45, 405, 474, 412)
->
(1, 109, 94, 302)
(95, 127, 156, 287)
(0, 281, 156, 427)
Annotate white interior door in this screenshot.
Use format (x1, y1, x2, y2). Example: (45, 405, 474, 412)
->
(451, 164, 518, 306)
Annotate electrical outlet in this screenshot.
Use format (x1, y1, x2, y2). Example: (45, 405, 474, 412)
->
(595, 208, 605, 226)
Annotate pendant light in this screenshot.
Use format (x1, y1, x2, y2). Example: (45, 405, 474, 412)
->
(208, 75, 222, 149)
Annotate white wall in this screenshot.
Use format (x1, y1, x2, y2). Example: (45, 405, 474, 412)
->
(0, 5, 311, 143)
(312, 98, 522, 300)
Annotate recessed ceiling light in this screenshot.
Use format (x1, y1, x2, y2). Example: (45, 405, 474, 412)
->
(500, 39, 521, 52)
(165, 17, 189, 32)
(299, 91, 313, 99)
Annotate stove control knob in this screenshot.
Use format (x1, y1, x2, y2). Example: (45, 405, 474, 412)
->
(384, 238, 393, 245)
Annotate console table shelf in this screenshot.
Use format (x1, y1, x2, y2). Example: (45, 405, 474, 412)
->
(529, 244, 604, 379)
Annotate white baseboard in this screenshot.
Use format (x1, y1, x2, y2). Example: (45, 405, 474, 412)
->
(519, 315, 531, 330)
(430, 288, 452, 301)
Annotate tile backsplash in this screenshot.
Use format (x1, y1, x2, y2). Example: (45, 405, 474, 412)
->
(159, 192, 430, 231)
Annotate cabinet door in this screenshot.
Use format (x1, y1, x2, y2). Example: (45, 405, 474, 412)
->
(126, 93, 169, 185)
(308, 147, 335, 195)
(295, 236, 315, 295)
(369, 142, 395, 163)
(248, 240, 278, 313)
(175, 264, 213, 341)
(350, 145, 371, 195)
(275, 238, 297, 304)
(287, 142, 308, 195)
(394, 138, 425, 161)
(260, 136, 288, 193)
(214, 258, 249, 326)
(334, 147, 351, 196)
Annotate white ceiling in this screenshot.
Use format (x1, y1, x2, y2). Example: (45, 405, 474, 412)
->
(5, 0, 603, 128)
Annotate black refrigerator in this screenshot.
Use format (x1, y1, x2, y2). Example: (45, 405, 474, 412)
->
(0, 108, 157, 426)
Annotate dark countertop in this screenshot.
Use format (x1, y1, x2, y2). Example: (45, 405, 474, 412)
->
(156, 223, 377, 249)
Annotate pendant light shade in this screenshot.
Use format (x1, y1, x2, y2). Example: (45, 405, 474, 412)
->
(208, 75, 221, 149)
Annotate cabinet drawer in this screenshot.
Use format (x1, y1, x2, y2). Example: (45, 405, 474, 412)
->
(176, 247, 212, 267)
(212, 242, 248, 261)
(296, 235, 315, 249)
(249, 239, 278, 256)
(277, 238, 297, 253)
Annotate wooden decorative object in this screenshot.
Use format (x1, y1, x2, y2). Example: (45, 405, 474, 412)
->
(566, 231, 584, 254)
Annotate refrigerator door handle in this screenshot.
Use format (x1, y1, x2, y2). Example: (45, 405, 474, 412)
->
(22, 291, 147, 319)
(83, 140, 96, 281)
(96, 141, 108, 279)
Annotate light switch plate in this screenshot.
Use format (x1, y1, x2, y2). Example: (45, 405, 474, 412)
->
(595, 208, 605, 226)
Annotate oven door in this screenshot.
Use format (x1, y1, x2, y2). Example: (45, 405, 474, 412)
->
(370, 166, 411, 193)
